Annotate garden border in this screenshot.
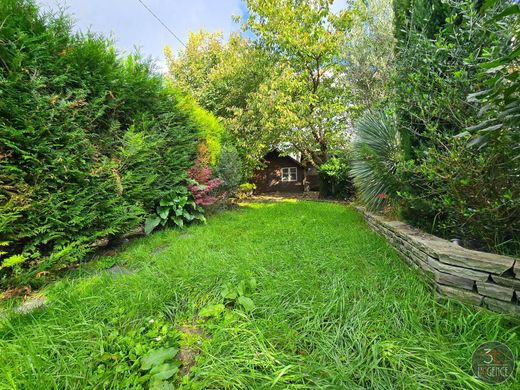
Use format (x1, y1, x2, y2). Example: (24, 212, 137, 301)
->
(356, 206, 520, 316)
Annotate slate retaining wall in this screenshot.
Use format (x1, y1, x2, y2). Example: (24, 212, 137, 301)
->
(357, 207, 520, 316)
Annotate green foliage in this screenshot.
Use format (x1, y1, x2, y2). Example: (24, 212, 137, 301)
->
(220, 277, 257, 313)
(198, 304, 225, 318)
(342, 0, 396, 110)
(174, 91, 225, 165)
(351, 111, 403, 212)
(236, 183, 256, 199)
(393, 0, 451, 41)
(0, 0, 204, 287)
(239, 183, 256, 192)
(240, 0, 353, 165)
(2, 201, 519, 388)
(396, 134, 520, 254)
(144, 187, 205, 235)
(215, 144, 243, 195)
(165, 30, 272, 174)
(200, 277, 257, 316)
(91, 315, 181, 388)
(357, 0, 520, 254)
(165, 31, 271, 120)
(318, 155, 355, 199)
(462, 0, 520, 151)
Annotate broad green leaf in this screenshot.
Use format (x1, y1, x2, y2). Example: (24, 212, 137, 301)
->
(221, 283, 238, 300)
(248, 277, 257, 291)
(237, 280, 246, 296)
(157, 206, 170, 220)
(141, 347, 178, 371)
(199, 304, 225, 317)
(145, 216, 162, 235)
(237, 296, 255, 312)
(183, 211, 195, 221)
(159, 199, 174, 207)
(150, 363, 179, 380)
(150, 379, 176, 390)
(195, 214, 206, 223)
(172, 217, 184, 227)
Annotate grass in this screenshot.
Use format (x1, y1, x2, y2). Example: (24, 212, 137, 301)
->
(0, 200, 519, 389)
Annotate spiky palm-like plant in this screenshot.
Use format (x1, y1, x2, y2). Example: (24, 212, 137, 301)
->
(351, 111, 403, 211)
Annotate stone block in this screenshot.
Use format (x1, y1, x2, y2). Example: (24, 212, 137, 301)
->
(476, 281, 514, 302)
(428, 257, 489, 281)
(437, 247, 514, 275)
(435, 270, 475, 291)
(437, 284, 483, 306)
(491, 275, 520, 290)
(484, 297, 520, 316)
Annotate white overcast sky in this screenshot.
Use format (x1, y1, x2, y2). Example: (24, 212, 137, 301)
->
(36, 0, 347, 71)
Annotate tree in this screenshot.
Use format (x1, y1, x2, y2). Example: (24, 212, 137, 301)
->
(341, 0, 396, 110)
(165, 30, 270, 119)
(239, 0, 353, 166)
(164, 30, 223, 110)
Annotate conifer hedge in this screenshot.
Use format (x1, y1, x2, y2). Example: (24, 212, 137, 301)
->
(0, 0, 220, 287)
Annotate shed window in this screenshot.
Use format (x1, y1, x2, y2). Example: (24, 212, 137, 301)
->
(281, 167, 297, 182)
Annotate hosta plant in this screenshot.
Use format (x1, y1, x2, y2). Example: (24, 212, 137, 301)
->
(144, 187, 205, 235)
(199, 277, 257, 318)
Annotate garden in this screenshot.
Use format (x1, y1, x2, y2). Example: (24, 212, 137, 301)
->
(1, 0, 519, 388)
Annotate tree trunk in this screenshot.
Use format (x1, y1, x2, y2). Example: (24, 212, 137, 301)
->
(303, 163, 310, 192)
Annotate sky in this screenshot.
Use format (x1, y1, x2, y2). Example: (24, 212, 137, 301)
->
(36, 0, 347, 72)
(36, 0, 250, 71)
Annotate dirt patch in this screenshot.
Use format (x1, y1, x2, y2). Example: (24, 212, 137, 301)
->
(151, 244, 169, 254)
(13, 295, 47, 314)
(106, 265, 133, 276)
(176, 324, 205, 377)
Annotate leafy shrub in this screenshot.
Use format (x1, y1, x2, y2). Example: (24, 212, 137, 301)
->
(91, 315, 181, 388)
(462, 0, 519, 153)
(356, 0, 520, 255)
(317, 155, 355, 200)
(0, 0, 221, 287)
(200, 277, 257, 316)
(396, 134, 520, 254)
(239, 183, 256, 192)
(215, 144, 243, 195)
(174, 91, 225, 165)
(351, 111, 403, 212)
(236, 183, 256, 199)
(188, 144, 225, 206)
(144, 187, 205, 235)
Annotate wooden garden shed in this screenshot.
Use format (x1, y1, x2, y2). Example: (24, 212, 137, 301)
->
(252, 150, 320, 193)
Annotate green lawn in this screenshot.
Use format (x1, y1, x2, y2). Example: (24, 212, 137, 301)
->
(1, 201, 519, 389)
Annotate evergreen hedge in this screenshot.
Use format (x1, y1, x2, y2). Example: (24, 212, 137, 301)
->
(0, 0, 219, 287)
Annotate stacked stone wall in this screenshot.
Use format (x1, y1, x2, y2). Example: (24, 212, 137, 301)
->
(357, 207, 519, 316)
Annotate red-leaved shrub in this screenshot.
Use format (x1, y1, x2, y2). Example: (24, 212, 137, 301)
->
(188, 144, 225, 205)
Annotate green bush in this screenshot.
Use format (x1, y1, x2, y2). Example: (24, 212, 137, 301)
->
(0, 0, 220, 287)
(347, 0, 520, 255)
(215, 144, 243, 195)
(318, 155, 355, 200)
(144, 186, 205, 234)
(396, 134, 520, 254)
(174, 91, 225, 165)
